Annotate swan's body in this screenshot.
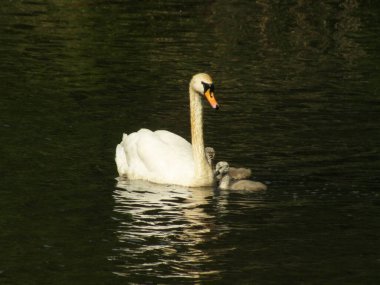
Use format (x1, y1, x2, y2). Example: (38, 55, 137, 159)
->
(215, 161, 267, 191)
(115, 73, 219, 187)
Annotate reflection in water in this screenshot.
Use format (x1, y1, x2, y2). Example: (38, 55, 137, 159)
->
(111, 179, 229, 282)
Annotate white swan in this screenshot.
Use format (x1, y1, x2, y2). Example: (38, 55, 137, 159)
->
(215, 161, 267, 191)
(115, 73, 219, 187)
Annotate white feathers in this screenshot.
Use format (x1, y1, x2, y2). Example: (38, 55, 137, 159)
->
(116, 129, 195, 185)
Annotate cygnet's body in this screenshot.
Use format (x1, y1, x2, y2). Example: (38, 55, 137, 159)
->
(228, 166, 252, 180)
(215, 161, 267, 191)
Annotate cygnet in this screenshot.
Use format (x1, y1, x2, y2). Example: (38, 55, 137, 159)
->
(228, 165, 252, 180)
(205, 147, 215, 166)
(215, 161, 267, 191)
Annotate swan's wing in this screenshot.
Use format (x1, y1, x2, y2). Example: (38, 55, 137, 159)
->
(154, 130, 191, 149)
(123, 129, 195, 183)
(139, 130, 194, 172)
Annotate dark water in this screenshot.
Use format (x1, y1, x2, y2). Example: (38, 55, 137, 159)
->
(1, 1, 380, 284)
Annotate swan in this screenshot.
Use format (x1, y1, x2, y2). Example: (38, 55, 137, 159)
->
(115, 73, 219, 187)
(215, 161, 267, 191)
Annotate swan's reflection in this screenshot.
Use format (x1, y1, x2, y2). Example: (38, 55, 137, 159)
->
(111, 179, 230, 282)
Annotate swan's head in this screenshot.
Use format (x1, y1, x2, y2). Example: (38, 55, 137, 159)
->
(190, 73, 219, 110)
(215, 161, 229, 180)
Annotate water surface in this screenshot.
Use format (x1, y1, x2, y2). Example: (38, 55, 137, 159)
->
(1, 1, 380, 284)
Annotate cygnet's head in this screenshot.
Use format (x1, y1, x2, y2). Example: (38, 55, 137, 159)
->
(205, 147, 215, 165)
(215, 161, 230, 180)
(190, 73, 219, 110)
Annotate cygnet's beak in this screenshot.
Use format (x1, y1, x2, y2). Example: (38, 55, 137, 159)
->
(204, 89, 219, 110)
(214, 169, 222, 180)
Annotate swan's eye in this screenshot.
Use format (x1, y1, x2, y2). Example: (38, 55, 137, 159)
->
(201, 81, 209, 92)
(201, 81, 214, 93)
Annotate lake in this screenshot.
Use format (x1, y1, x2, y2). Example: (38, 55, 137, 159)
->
(1, 1, 380, 284)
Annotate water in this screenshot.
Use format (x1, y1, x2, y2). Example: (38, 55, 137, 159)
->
(1, 1, 380, 284)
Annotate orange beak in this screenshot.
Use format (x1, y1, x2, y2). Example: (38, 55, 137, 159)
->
(204, 89, 219, 110)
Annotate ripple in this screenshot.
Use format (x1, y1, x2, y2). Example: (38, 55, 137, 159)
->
(111, 179, 224, 281)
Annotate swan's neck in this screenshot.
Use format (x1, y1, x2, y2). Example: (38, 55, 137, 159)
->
(189, 87, 213, 184)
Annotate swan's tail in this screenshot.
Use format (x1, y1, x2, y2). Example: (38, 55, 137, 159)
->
(115, 134, 129, 177)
